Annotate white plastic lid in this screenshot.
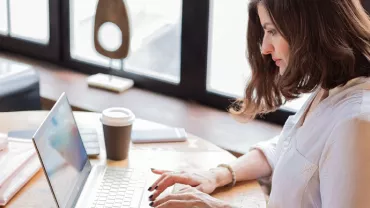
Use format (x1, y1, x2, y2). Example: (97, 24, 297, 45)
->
(100, 107, 135, 127)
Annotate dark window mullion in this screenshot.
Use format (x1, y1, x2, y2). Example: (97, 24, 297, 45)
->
(60, 0, 70, 63)
(179, 0, 210, 101)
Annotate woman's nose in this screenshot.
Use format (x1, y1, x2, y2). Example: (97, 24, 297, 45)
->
(261, 38, 273, 55)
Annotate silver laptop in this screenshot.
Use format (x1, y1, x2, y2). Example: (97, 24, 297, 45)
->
(32, 93, 147, 208)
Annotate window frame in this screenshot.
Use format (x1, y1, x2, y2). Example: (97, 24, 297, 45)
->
(1, 0, 294, 126)
(0, 0, 61, 61)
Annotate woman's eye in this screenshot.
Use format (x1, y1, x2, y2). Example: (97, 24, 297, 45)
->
(267, 30, 276, 36)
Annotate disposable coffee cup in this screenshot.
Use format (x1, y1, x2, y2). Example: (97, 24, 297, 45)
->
(100, 107, 135, 160)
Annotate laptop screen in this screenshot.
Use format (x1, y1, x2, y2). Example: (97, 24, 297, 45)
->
(32, 93, 92, 208)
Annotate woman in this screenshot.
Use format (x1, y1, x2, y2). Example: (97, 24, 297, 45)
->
(148, 0, 370, 207)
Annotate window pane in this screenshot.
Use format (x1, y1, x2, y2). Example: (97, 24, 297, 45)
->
(207, 0, 309, 112)
(70, 0, 182, 83)
(9, 0, 49, 44)
(207, 1, 249, 97)
(0, 0, 8, 35)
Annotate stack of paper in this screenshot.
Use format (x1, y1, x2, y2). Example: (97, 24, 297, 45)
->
(0, 138, 41, 206)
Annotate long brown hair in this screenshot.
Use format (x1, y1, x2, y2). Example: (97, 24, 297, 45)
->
(231, 0, 370, 120)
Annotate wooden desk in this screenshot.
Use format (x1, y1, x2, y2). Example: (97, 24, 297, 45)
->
(0, 111, 266, 208)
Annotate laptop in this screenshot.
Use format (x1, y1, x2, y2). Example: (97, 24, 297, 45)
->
(32, 93, 147, 208)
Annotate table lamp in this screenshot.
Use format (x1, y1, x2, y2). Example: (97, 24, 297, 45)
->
(87, 0, 134, 93)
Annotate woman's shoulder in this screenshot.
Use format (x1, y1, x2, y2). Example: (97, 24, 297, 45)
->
(330, 88, 370, 118)
(326, 89, 370, 141)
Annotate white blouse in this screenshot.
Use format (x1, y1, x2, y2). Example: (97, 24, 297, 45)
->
(251, 77, 370, 208)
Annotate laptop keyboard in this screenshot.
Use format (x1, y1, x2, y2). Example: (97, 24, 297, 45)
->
(90, 167, 146, 208)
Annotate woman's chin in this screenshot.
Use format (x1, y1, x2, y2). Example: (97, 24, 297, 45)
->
(279, 67, 286, 75)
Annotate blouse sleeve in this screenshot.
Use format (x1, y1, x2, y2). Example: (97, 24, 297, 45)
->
(249, 135, 279, 171)
(320, 115, 370, 208)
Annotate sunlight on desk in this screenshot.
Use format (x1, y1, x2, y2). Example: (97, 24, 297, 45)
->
(0, 111, 266, 208)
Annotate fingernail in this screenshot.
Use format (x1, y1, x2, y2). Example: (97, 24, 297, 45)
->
(149, 202, 154, 207)
(151, 168, 155, 171)
(149, 194, 153, 200)
(155, 185, 158, 190)
(148, 187, 152, 191)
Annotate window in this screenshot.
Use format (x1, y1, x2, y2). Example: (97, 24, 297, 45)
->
(0, 0, 8, 35)
(2, 0, 315, 126)
(207, 1, 249, 98)
(69, 0, 182, 83)
(9, 0, 50, 44)
(0, 0, 59, 60)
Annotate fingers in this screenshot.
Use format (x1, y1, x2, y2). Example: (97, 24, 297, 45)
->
(196, 184, 206, 193)
(151, 168, 171, 175)
(154, 193, 194, 206)
(177, 184, 205, 194)
(150, 173, 190, 200)
(148, 172, 167, 192)
(148, 169, 176, 191)
(176, 185, 194, 193)
(151, 193, 197, 207)
(176, 185, 193, 193)
(155, 200, 199, 208)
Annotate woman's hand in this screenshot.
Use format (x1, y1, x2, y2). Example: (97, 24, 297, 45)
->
(150, 186, 233, 208)
(148, 168, 223, 201)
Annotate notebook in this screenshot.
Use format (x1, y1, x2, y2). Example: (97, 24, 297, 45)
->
(0, 138, 41, 206)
